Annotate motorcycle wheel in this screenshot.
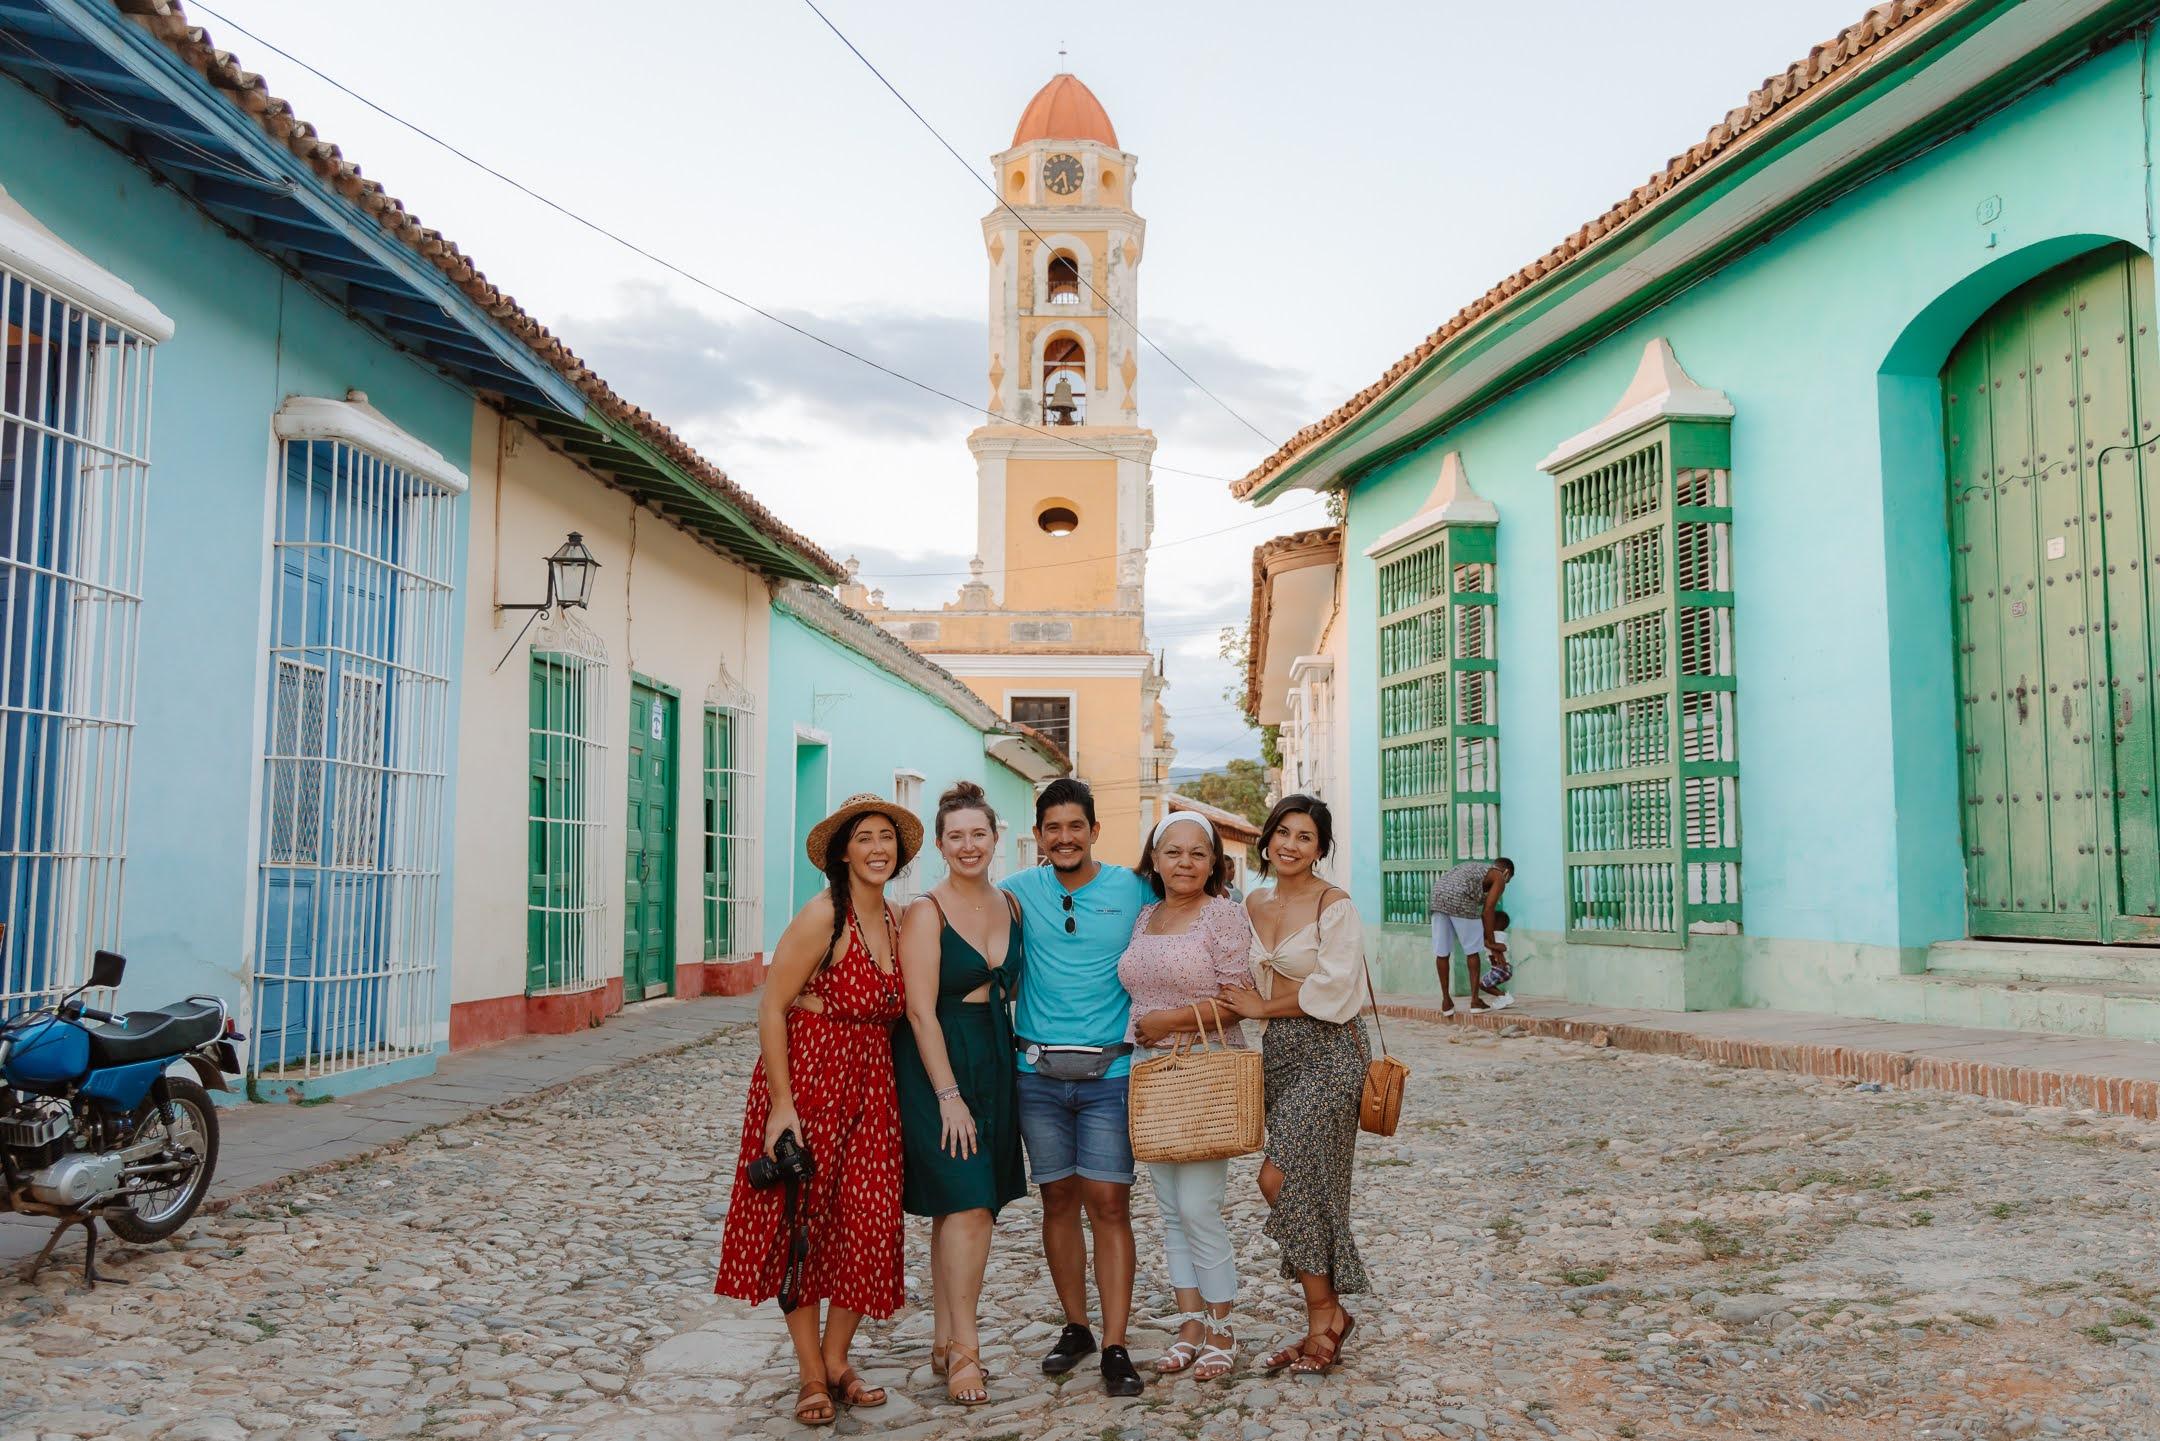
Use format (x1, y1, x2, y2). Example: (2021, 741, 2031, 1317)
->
(105, 1076, 219, 1243)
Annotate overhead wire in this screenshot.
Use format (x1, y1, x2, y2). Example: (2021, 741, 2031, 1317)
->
(181, 2, 1251, 486)
(798, 0, 1282, 449)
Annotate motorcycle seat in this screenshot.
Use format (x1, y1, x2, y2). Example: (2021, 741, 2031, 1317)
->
(83, 1000, 224, 1067)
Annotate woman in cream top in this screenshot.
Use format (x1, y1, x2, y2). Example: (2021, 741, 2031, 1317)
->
(1218, 795, 1369, 1376)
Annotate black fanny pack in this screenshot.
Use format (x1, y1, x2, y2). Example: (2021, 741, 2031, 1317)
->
(1015, 1036, 1134, 1081)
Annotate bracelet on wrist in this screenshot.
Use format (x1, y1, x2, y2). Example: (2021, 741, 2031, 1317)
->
(935, 1085, 962, 1101)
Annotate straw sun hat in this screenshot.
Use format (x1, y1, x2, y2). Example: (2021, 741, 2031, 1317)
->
(804, 792, 925, 872)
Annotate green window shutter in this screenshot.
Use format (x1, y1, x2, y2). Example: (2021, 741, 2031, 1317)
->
(1372, 454, 1500, 928)
(700, 682, 759, 962)
(528, 631, 608, 993)
(703, 707, 733, 960)
(1547, 342, 1738, 946)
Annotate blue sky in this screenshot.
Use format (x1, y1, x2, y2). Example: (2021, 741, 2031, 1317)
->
(187, 0, 1869, 771)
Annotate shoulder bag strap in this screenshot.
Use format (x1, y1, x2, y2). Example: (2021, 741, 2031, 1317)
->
(924, 892, 949, 929)
(1341, 893, 1390, 1058)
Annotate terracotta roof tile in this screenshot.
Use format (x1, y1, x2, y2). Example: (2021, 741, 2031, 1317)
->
(110, 0, 841, 580)
(1166, 791, 1261, 843)
(1232, 0, 1961, 499)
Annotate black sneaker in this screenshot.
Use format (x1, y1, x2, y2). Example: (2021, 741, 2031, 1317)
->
(1100, 1343, 1145, 1397)
(1042, 1322, 1097, 1376)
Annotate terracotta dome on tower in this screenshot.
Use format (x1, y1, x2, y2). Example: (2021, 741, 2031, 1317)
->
(1012, 73, 1118, 148)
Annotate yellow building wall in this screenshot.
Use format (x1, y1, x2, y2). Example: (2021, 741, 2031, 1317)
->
(956, 671, 1148, 867)
(1004, 455, 1120, 610)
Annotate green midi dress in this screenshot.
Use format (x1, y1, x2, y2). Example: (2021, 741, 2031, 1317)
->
(893, 902, 1026, 1218)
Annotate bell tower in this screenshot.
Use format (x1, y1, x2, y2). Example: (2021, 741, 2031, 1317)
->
(974, 72, 1156, 610)
(860, 72, 1172, 865)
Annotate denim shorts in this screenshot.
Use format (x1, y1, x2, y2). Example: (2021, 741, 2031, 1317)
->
(1015, 1071, 1134, 1186)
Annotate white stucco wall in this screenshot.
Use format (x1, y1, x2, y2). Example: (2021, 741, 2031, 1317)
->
(449, 407, 773, 1008)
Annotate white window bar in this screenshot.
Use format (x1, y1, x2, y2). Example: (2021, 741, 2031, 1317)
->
(0, 263, 158, 1017)
(529, 613, 609, 995)
(252, 414, 459, 1079)
(890, 768, 926, 899)
(703, 662, 759, 962)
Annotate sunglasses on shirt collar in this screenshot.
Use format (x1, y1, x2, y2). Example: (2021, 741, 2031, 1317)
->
(1062, 894, 1076, 933)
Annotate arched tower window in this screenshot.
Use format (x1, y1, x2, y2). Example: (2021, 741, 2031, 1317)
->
(1047, 253, 1081, 305)
(1042, 335, 1087, 424)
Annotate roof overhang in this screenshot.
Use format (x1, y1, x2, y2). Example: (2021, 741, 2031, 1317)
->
(1242, 0, 2139, 503)
(1247, 526, 1342, 726)
(0, 0, 840, 584)
(986, 730, 1068, 783)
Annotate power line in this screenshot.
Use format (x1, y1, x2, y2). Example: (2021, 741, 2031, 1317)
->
(182, 3, 1245, 486)
(799, 0, 1282, 450)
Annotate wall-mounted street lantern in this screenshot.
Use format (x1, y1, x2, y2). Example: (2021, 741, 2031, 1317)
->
(499, 532, 600, 614)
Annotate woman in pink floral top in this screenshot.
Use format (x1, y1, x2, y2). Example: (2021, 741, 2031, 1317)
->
(1118, 811, 1254, 1380)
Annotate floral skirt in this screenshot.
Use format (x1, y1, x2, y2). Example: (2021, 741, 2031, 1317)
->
(1261, 1014, 1369, 1292)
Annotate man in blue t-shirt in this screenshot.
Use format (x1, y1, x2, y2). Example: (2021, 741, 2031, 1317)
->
(1001, 777, 1152, 1397)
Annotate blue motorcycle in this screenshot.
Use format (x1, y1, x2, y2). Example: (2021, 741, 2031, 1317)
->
(0, 950, 241, 1284)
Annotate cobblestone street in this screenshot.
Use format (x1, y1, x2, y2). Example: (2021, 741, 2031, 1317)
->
(5, 1014, 2160, 1441)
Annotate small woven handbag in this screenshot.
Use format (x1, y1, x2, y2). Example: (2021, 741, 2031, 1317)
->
(1357, 954, 1409, 1137)
(1128, 1003, 1265, 1164)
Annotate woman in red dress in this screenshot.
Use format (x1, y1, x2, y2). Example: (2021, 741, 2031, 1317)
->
(716, 793, 921, 1426)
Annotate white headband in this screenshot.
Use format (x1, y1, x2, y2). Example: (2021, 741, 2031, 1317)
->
(1150, 812, 1216, 850)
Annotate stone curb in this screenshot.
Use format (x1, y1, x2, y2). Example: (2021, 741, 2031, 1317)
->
(201, 1021, 755, 1218)
(1378, 1003, 2160, 1121)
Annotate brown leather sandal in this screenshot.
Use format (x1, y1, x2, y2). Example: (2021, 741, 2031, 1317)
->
(930, 1341, 950, 1377)
(831, 1367, 887, 1408)
(946, 1343, 990, 1406)
(794, 1381, 836, 1426)
(1289, 1309, 1356, 1374)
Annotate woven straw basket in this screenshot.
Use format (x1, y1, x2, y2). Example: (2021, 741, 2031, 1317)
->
(1128, 1004, 1264, 1164)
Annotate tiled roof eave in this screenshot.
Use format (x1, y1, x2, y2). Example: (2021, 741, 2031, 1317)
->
(1231, 0, 1989, 501)
(1245, 525, 1342, 720)
(91, 0, 841, 581)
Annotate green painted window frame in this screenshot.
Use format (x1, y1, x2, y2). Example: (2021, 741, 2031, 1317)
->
(1374, 522, 1499, 929)
(1553, 419, 1740, 946)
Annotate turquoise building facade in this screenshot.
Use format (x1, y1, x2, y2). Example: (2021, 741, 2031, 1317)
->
(1241, 0, 2160, 1042)
(762, 584, 1061, 950)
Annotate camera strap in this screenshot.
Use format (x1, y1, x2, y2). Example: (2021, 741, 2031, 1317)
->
(776, 1177, 809, 1314)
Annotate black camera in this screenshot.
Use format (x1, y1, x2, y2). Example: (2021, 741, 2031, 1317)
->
(747, 1128, 816, 1190)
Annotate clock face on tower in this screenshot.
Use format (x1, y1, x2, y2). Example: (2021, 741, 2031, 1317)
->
(1041, 153, 1083, 196)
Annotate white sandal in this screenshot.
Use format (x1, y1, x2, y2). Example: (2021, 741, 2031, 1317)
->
(1154, 1311, 1207, 1373)
(1192, 1318, 1237, 1381)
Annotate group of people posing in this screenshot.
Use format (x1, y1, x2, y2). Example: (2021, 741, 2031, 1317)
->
(713, 778, 1377, 1425)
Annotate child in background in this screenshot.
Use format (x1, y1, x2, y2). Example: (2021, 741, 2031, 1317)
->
(1480, 910, 1514, 1011)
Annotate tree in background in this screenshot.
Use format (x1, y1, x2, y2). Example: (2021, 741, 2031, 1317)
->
(1175, 758, 1271, 831)
(1218, 624, 1281, 770)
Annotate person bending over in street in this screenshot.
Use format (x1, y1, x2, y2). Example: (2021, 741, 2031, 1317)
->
(1429, 857, 1513, 1015)
(892, 781, 1027, 1407)
(1120, 811, 1254, 1380)
(714, 794, 918, 1427)
(1219, 795, 1371, 1376)
(1000, 778, 1154, 1397)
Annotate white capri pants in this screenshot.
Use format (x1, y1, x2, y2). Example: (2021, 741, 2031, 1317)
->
(1147, 1159, 1236, 1305)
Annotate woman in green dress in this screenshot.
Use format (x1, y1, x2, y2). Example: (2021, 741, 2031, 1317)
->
(894, 780, 1025, 1407)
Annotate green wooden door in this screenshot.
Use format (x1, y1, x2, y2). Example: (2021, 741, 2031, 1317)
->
(1948, 244, 2160, 943)
(625, 683, 677, 999)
